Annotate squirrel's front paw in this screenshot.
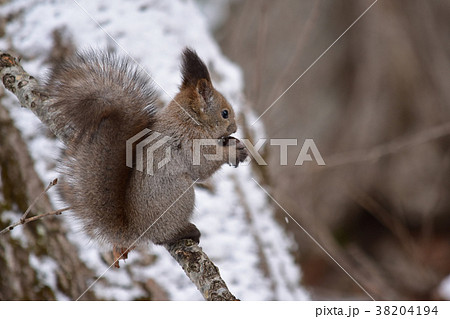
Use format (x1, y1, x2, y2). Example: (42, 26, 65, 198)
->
(234, 139, 248, 167)
(221, 136, 248, 167)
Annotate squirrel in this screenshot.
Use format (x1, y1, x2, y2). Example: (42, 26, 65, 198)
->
(45, 48, 248, 267)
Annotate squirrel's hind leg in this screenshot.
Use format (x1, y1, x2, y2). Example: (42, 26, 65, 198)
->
(112, 245, 136, 268)
(111, 224, 200, 267)
(155, 223, 201, 246)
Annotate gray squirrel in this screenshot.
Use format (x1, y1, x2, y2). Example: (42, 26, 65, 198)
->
(45, 48, 248, 267)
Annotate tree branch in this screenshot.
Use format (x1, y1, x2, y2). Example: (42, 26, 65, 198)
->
(165, 240, 238, 301)
(0, 52, 74, 144)
(0, 51, 238, 301)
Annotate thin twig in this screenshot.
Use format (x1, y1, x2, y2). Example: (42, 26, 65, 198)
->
(0, 207, 70, 235)
(20, 178, 58, 222)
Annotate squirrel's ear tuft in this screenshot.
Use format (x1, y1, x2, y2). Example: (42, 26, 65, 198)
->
(181, 48, 211, 88)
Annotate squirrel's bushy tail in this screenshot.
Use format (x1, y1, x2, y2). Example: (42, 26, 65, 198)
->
(45, 50, 156, 245)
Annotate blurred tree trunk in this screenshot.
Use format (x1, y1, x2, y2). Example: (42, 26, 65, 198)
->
(0, 102, 97, 300)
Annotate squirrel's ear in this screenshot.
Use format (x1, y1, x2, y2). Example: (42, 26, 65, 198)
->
(196, 78, 213, 106)
(181, 48, 211, 88)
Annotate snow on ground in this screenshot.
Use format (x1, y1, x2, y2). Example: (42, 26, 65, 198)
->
(0, 0, 308, 300)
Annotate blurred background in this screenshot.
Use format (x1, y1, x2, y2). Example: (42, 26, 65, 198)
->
(213, 0, 450, 299)
(0, 0, 449, 300)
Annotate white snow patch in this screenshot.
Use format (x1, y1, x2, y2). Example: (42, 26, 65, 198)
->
(28, 254, 69, 300)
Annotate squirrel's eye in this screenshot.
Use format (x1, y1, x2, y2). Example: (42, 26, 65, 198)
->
(221, 110, 229, 119)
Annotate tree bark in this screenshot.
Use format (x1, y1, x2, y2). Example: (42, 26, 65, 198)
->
(166, 240, 238, 301)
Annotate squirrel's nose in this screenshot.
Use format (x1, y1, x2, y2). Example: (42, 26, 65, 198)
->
(227, 122, 237, 134)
